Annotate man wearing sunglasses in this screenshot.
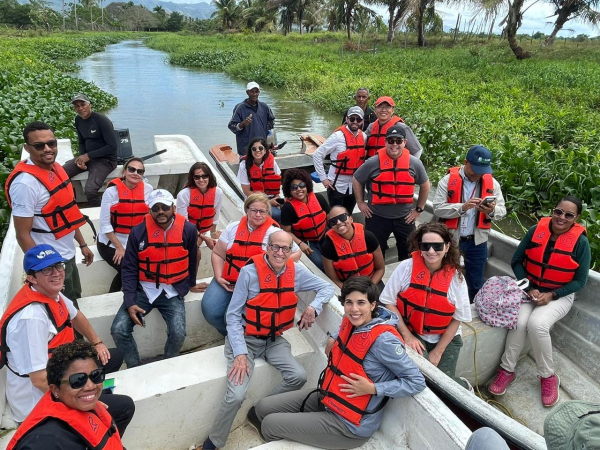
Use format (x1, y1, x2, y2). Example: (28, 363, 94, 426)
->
(202, 230, 334, 450)
(62, 93, 118, 207)
(112, 189, 198, 368)
(432, 145, 506, 302)
(313, 106, 367, 213)
(0, 245, 134, 435)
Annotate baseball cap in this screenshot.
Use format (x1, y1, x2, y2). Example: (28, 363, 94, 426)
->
(375, 96, 395, 107)
(24, 244, 67, 273)
(246, 82, 260, 91)
(385, 124, 407, 139)
(466, 145, 493, 174)
(148, 189, 175, 208)
(347, 106, 364, 119)
(71, 93, 90, 104)
(544, 401, 600, 450)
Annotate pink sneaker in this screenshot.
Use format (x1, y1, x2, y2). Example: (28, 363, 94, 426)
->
(540, 374, 560, 407)
(489, 369, 516, 395)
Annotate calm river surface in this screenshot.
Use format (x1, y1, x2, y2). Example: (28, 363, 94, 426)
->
(76, 40, 340, 157)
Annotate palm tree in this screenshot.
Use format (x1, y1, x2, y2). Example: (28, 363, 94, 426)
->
(211, 0, 241, 30)
(242, 0, 278, 30)
(544, 0, 600, 45)
(369, 0, 411, 42)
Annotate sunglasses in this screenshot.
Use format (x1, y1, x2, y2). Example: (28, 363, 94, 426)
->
(328, 213, 348, 227)
(552, 208, 576, 220)
(291, 182, 307, 191)
(419, 242, 446, 252)
(268, 244, 292, 254)
(251, 146, 265, 152)
(194, 174, 209, 180)
(151, 204, 171, 213)
(28, 140, 58, 151)
(61, 367, 105, 389)
(38, 262, 66, 276)
(386, 138, 404, 145)
(348, 116, 363, 123)
(126, 166, 145, 175)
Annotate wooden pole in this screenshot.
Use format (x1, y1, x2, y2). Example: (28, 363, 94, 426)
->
(453, 14, 461, 42)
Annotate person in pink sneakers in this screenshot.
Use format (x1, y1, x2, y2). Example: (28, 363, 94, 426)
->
(489, 196, 590, 407)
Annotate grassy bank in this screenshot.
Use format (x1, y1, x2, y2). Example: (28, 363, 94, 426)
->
(147, 32, 600, 267)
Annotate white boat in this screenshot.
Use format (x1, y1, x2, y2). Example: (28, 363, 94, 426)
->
(0, 135, 472, 450)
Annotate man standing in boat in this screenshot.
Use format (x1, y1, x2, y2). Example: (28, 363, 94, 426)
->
(5, 121, 94, 304)
(353, 125, 430, 262)
(432, 145, 506, 302)
(228, 82, 275, 157)
(201, 230, 334, 450)
(63, 93, 118, 207)
(341, 88, 377, 131)
(111, 189, 198, 368)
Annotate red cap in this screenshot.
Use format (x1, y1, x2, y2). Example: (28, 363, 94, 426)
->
(375, 96, 395, 107)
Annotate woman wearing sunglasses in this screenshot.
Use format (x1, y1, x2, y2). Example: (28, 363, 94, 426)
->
(8, 340, 133, 450)
(489, 196, 590, 407)
(379, 223, 473, 390)
(176, 162, 224, 293)
(280, 168, 330, 272)
(98, 158, 152, 292)
(237, 137, 283, 223)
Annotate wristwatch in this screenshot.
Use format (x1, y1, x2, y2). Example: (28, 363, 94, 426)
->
(415, 206, 424, 213)
(551, 291, 559, 300)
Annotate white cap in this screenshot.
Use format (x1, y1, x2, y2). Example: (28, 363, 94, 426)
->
(148, 189, 175, 208)
(246, 81, 260, 91)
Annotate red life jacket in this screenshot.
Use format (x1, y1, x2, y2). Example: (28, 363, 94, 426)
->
(320, 317, 403, 426)
(288, 193, 327, 242)
(187, 186, 217, 233)
(0, 285, 75, 377)
(442, 167, 494, 230)
(330, 126, 366, 177)
(326, 223, 374, 281)
(243, 254, 298, 340)
(396, 252, 457, 335)
(371, 148, 415, 205)
(245, 153, 281, 197)
(7, 391, 123, 450)
(523, 217, 586, 290)
(364, 116, 403, 159)
(222, 215, 277, 283)
(5, 161, 86, 239)
(138, 214, 190, 288)
(107, 178, 148, 234)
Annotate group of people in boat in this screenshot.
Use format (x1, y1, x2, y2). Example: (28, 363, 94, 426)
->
(0, 85, 592, 450)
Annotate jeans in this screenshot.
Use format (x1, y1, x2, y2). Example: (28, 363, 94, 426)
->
(365, 214, 415, 262)
(459, 239, 488, 302)
(99, 347, 135, 437)
(63, 256, 82, 307)
(110, 289, 186, 367)
(271, 205, 282, 224)
(307, 240, 325, 272)
(465, 427, 509, 450)
(326, 187, 356, 214)
(63, 157, 117, 207)
(97, 241, 122, 293)
(201, 278, 234, 336)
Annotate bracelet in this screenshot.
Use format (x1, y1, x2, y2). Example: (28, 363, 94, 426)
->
(79, 243, 88, 248)
(92, 341, 103, 346)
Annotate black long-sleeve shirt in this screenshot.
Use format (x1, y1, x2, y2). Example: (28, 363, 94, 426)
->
(75, 112, 117, 161)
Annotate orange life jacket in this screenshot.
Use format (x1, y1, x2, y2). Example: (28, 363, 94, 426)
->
(107, 178, 148, 235)
(320, 317, 403, 426)
(243, 254, 297, 340)
(5, 161, 86, 239)
(138, 214, 189, 288)
(245, 153, 281, 197)
(371, 148, 415, 205)
(7, 391, 123, 450)
(523, 217, 586, 290)
(0, 285, 74, 377)
(326, 223, 374, 281)
(223, 215, 277, 283)
(442, 167, 494, 230)
(396, 252, 457, 335)
(330, 126, 366, 177)
(187, 186, 217, 234)
(288, 193, 327, 242)
(364, 116, 403, 159)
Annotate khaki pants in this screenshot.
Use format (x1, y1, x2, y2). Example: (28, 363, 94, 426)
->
(500, 294, 574, 378)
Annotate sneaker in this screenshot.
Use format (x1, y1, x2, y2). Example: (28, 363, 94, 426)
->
(540, 374, 560, 407)
(488, 369, 516, 395)
(200, 437, 218, 450)
(247, 406, 264, 440)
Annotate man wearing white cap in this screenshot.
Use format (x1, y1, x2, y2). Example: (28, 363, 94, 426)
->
(228, 82, 275, 156)
(111, 189, 198, 367)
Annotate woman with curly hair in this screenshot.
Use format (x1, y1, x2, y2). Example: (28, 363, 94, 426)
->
(379, 223, 473, 390)
(280, 168, 330, 271)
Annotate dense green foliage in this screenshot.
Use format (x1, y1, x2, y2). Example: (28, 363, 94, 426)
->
(147, 32, 600, 267)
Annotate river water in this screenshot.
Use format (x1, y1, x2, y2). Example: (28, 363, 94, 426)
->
(76, 40, 340, 158)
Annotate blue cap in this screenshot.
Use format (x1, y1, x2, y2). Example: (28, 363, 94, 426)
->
(466, 145, 493, 174)
(24, 244, 67, 273)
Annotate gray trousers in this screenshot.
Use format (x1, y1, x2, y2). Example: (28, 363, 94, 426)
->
(63, 256, 82, 306)
(256, 390, 368, 449)
(63, 157, 117, 207)
(208, 335, 307, 448)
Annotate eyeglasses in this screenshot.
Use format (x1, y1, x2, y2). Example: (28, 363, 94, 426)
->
(151, 204, 171, 213)
(193, 174, 209, 180)
(419, 242, 446, 252)
(61, 367, 105, 389)
(386, 138, 404, 145)
(328, 213, 348, 227)
(552, 208, 576, 220)
(28, 140, 58, 151)
(268, 244, 292, 254)
(251, 146, 265, 152)
(248, 208, 268, 215)
(126, 166, 145, 175)
(347, 117, 363, 123)
(38, 262, 66, 276)
(291, 182, 307, 191)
